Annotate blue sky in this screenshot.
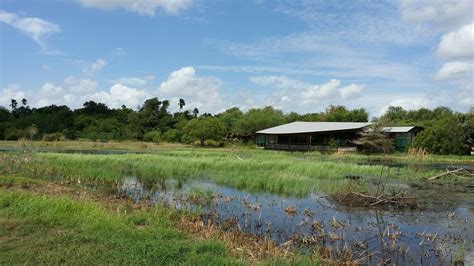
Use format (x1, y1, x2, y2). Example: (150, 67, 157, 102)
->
(1, 0, 473, 116)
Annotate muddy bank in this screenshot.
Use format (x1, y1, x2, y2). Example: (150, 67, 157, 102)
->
(120, 177, 473, 265)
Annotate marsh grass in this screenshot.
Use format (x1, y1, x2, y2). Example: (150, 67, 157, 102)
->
(186, 187, 215, 205)
(1, 149, 445, 196)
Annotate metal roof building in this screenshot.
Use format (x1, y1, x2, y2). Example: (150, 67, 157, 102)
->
(256, 122, 423, 152)
(257, 122, 372, 135)
(256, 122, 372, 151)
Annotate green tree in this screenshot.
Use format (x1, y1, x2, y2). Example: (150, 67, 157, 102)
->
(184, 116, 225, 146)
(178, 99, 185, 111)
(413, 115, 467, 155)
(234, 106, 286, 139)
(216, 107, 243, 138)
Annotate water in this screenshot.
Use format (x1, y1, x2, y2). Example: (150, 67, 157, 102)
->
(120, 177, 474, 265)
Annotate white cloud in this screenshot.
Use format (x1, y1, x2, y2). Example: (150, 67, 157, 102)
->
(40, 82, 63, 96)
(435, 61, 474, 80)
(83, 58, 107, 76)
(0, 10, 61, 51)
(158, 67, 228, 113)
(436, 23, 474, 60)
(399, 0, 473, 32)
(0, 85, 27, 108)
(90, 84, 149, 109)
(109, 76, 154, 87)
(64, 76, 98, 93)
(250, 75, 308, 90)
(339, 83, 363, 99)
(303, 79, 341, 100)
(250, 76, 364, 103)
(78, 0, 193, 16)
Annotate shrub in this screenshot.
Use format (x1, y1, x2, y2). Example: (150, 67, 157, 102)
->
(42, 133, 63, 142)
(143, 131, 161, 144)
(204, 139, 224, 147)
(162, 129, 180, 143)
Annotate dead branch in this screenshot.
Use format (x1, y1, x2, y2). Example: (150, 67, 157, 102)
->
(426, 168, 464, 180)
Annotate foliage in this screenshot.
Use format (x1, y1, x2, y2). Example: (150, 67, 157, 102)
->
(353, 126, 394, 154)
(0, 97, 471, 155)
(234, 106, 286, 138)
(143, 131, 162, 144)
(184, 117, 225, 146)
(413, 115, 467, 155)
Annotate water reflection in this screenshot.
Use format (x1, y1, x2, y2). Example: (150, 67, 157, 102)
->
(119, 177, 473, 264)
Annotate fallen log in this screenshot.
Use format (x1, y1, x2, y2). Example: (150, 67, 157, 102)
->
(426, 168, 464, 180)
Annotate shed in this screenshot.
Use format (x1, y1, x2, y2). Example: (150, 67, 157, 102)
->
(381, 126, 423, 151)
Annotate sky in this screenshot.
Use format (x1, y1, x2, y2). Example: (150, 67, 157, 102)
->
(0, 0, 473, 116)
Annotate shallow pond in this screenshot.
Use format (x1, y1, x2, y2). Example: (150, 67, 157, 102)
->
(120, 177, 473, 265)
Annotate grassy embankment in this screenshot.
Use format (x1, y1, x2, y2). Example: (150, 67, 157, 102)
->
(0, 186, 232, 264)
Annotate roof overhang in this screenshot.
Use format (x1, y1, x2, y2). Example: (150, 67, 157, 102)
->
(256, 122, 373, 135)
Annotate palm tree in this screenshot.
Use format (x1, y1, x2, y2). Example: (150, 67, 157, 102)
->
(178, 99, 186, 111)
(10, 99, 17, 111)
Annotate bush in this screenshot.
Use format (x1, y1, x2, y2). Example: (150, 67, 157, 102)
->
(204, 139, 224, 147)
(143, 131, 161, 144)
(162, 129, 180, 143)
(41, 133, 63, 142)
(4, 128, 27, 140)
(413, 116, 467, 155)
(180, 134, 194, 144)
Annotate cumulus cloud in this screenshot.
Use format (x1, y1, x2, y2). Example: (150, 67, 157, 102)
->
(436, 23, 474, 60)
(64, 76, 98, 93)
(158, 67, 228, 113)
(339, 83, 363, 99)
(82, 58, 107, 76)
(90, 84, 150, 109)
(40, 82, 63, 96)
(0, 85, 27, 108)
(78, 0, 193, 16)
(0, 10, 61, 51)
(250, 75, 364, 108)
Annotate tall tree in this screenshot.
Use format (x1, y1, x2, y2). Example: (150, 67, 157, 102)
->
(178, 99, 186, 111)
(10, 99, 17, 111)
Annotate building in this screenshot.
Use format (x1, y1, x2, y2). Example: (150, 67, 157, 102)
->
(381, 126, 423, 151)
(255, 122, 372, 151)
(255, 122, 423, 152)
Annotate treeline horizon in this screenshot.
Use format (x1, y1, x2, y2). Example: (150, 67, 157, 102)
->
(1, 97, 473, 155)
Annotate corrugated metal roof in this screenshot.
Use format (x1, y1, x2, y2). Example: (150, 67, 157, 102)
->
(256, 122, 372, 134)
(381, 126, 417, 133)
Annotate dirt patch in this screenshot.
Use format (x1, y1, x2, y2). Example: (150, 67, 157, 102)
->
(331, 191, 420, 210)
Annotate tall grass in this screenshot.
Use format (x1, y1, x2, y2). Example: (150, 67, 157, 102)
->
(1, 149, 443, 195)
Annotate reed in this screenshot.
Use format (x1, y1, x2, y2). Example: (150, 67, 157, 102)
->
(1, 149, 443, 196)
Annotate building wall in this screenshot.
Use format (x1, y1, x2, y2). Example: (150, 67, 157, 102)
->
(259, 129, 361, 151)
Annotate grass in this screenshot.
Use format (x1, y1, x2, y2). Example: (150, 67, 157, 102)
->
(1, 147, 451, 196)
(1, 140, 472, 164)
(0, 183, 237, 264)
(0, 175, 319, 264)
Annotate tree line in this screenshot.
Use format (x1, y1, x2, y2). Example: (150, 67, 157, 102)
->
(1, 98, 473, 155)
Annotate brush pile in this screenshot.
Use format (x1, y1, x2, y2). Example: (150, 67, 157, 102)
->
(333, 191, 418, 209)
